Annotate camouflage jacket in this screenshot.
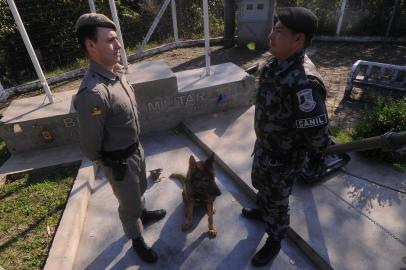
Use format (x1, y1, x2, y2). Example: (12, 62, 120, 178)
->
(254, 49, 330, 156)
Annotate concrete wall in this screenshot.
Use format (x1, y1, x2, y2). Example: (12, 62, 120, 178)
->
(0, 61, 255, 153)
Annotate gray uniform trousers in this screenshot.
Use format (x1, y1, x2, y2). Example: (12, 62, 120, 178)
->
(101, 145, 147, 239)
(252, 145, 305, 242)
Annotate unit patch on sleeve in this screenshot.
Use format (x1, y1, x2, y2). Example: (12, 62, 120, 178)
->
(296, 88, 316, 112)
(90, 106, 102, 116)
(296, 114, 327, 128)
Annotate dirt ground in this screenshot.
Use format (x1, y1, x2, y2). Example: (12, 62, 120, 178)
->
(5, 41, 406, 130)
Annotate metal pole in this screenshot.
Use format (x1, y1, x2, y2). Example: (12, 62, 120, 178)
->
(108, 0, 128, 70)
(88, 0, 96, 13)
(336, 0, 347, 36)
(269, 0, 276, 34)
(386, 0, 400, 38)
(139, 0, 171, 54)
(0, 81, 7, 100)
(171, 0, 179, 44)
(203, 0, 211, 76)
(224, 0, 235, 48)
(6, 0, 54, 103)
(324, 131, 406, 155)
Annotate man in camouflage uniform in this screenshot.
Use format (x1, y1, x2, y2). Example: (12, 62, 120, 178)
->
(242, 7, 330, 266)
(74, 13, 166, 263)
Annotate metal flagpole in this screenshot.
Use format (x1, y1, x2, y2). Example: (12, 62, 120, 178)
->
(88, 0, 96, 13)
(336, 0, 347, 36)
(203, 0, 211, 76)
(171, 0, 179, 44)
(108, 0, 128, 70)
(386, 0, 400, 38)
(6, 0, 54, 103)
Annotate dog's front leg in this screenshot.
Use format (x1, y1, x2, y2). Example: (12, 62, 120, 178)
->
(207, 203, 217, 238)
(182, 200, 194, 232)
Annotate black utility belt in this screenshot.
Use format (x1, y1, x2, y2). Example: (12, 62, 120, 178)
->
(102, 142, 138, 161)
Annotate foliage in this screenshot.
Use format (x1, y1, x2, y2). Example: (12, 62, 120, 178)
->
(330, 127, 353, 143)
(0, 0, 404, 88)
(353, 98, 406, 163)
(0, 164, 79, 270)
(354, 98, 406, 138)
(0, 138, 10, 167)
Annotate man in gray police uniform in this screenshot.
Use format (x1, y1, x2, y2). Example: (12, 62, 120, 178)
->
(74, 13, 166, 263)
(242, 7, 330, 266)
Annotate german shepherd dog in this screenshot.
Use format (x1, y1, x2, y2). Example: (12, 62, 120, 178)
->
(170, 153, 221, 238)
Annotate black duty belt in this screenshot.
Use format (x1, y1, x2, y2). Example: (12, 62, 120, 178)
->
(102, 142, 138, 160)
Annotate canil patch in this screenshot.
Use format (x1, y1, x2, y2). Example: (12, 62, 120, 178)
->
(296, 114, 327, 128)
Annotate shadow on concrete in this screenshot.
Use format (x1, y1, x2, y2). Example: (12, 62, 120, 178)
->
(215, 219, 265, 270)
(184, 106, 252, 139)
(83, 235, 129, 270)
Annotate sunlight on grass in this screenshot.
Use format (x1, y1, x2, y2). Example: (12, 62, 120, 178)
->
(0, 164, 79, 270)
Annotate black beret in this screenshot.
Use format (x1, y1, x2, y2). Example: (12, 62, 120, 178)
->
(75, 13, 116, 33)
(277, 7, 318, 36)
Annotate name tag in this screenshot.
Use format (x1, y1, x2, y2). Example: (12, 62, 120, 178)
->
(296, 114, 327, 128)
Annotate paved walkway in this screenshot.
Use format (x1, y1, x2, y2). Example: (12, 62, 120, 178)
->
(183, 106, 406, 270)
(73, 130, 316, 270)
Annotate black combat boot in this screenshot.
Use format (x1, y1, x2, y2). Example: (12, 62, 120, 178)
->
(251, 237, 281, 267)
(132, 236, 158, 263)
(140, 209, 166, 225)
(242, 207, 263, 221)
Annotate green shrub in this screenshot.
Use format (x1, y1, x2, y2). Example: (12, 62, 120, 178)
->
(353, 98, 406, 163)
(354, 98, 406, 137)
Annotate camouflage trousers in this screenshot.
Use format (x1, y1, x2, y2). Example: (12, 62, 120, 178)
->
(251, 145, 304, 242)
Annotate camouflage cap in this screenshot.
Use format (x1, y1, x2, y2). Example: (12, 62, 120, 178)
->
(75, 13, 116, 33)
(277, 7, 318, 37)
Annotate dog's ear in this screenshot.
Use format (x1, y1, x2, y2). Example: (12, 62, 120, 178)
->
(205, 152, 215, 167)
(189, 155, 197, 170)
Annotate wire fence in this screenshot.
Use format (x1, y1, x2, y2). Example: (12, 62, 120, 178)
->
(0, 0, 404, 89)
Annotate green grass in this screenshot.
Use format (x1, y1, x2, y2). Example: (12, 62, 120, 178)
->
(0, 164, 80, 270)
(43, 58, 88, 78)
(393, 162, 406, 172)
(330, 127, 353, 143)
(329, 127, 406, 172)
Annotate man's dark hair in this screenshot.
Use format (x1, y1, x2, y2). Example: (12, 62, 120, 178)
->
(76, 25, 98, 52)
(288, 28, 313, 48)
(303, 34, 313, 48)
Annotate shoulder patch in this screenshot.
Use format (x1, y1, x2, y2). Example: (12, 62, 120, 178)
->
(90, 106, 102, 116)
(296, 114, 328, 128)
(296, 88, 316, 112)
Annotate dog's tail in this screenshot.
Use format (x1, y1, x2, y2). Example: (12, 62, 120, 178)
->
(169, 173, 187, 183)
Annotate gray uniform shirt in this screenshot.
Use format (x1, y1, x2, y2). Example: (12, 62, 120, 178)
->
(74, 61, 140, 161)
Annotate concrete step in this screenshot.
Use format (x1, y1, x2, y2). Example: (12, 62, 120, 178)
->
(73, 130, 317, 269)
(182, 105, 406, 270)
(0, 144, 84, 181)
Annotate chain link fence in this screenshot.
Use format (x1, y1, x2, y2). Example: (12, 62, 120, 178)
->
(0, 0, 404, 89)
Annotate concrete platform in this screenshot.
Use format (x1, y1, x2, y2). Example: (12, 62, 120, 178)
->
(73, 131, 316, 269)
(182, 106, 406, 270)
(0, 90, 78, 153)
(128, 61, 255, 133)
